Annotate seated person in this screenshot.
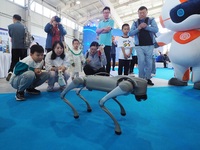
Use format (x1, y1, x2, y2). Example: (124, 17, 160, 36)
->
(45, 41, 71, 92)
(9, 44, 49, 101)
(83, 41, 107, 75)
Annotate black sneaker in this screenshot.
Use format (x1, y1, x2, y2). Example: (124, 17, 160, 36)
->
(26, 88, 41, 95)
(147, 79, 154, 86)
(6, 72, 12, 81)
(15, 91, 25, 101)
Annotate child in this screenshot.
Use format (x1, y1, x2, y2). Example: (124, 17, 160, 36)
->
(9, 44, 49, 101)
(117, 23, 134, 75)
(45, 41, 70, 91)
(68, 39, 85, 80)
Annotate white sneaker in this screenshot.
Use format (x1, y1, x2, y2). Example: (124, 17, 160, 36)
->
(129, 73, 135, 76)
(151, 73, 156, 77)
(47, 86, 54, 92)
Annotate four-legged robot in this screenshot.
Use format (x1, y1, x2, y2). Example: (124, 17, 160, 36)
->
(60, 75, 148, 135)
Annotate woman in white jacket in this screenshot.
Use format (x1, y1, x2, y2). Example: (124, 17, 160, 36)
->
(45, 41, 70, 91)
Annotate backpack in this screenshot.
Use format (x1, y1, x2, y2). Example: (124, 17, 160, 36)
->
(24, 27, 32, 49)
(136, 17, 159, 48)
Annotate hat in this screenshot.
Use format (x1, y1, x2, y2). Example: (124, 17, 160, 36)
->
(54, 16, 61, 22)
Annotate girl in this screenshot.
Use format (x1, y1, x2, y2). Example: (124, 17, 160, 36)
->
(45, 41, 70, 91)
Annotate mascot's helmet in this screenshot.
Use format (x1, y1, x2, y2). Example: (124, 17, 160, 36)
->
(159, 0, 200, 31)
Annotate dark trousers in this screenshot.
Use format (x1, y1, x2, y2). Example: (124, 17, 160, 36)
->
(129, 56, 138, 73)
(83, 64, 106, 76)
(118, 59, 131, 75)
(104, 46, 111, 74)
(111, 54, 116, 70)
(8, 48, 27, 72)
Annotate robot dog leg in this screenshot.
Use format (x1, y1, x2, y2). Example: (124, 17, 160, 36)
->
(60, 77, 91, 118)
(99, 77, 147, 135)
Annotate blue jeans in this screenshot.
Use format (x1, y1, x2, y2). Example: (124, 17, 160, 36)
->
(135, 45, 154, 79)
(48, 70, 70, 87)
(152, 57, 156, 74)
(11, 71, 49, 91)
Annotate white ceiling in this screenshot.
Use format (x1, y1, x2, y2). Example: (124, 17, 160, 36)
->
(40, 0, 164, 28)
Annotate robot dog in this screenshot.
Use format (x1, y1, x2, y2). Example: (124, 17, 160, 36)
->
(158, 0, 200, 89)
(60, 75, 147, 135)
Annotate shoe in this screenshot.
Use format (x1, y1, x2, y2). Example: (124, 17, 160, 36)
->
(129, 73, 135, 77)
(47, 86, 54, 92)
(147, 79, 154, 86)
(60, 86, 66, 91)
(151, 73, 156, 77)
(15, 91, 25, 101)
(6, 72, 12, 81)
(26, 88, 41, 95)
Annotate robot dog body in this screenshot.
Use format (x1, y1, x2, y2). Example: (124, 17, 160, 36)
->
(60, 75, 148, 135)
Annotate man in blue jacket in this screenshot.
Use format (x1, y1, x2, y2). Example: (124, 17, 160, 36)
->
(129, 6, 158, 86)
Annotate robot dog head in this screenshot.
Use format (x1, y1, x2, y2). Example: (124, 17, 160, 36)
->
(160, 0, 200, 31)
(117, 77, 148, 102)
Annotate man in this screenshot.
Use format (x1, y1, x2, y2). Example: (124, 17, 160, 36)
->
(6, 14, 27, 81)
(96, 6, 114, 74)
(129, 6, 158, 85)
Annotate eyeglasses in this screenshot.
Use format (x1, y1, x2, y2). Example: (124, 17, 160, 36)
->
(103, 11, 110, 14)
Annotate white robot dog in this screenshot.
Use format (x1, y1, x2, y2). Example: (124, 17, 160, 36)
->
(60, 75, 148, 135)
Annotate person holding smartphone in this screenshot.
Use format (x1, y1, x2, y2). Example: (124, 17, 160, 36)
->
(83, 41, 107, 75)
(44, 16, 67, 53)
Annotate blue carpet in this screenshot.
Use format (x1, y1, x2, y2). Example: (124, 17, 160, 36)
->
(0, 86, 200, 150)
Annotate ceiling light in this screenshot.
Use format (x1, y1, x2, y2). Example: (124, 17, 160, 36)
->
(76, 1, 80, 4)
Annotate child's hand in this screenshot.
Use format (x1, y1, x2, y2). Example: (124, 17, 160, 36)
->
(34, 68, 42, 75)
(123, 53, 128, 59)
(58, 66, 66, 72)
(51, 66, 57, 71)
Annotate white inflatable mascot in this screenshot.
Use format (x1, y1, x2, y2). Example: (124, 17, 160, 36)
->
(158, 0, 200, 89)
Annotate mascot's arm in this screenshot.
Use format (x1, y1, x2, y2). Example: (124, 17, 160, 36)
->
(157, 31, 174, 46)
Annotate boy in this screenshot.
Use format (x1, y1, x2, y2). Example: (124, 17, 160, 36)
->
(68, 39, 85, 80)
(9, 44, 49, 101)
(117, 23, 134, 75)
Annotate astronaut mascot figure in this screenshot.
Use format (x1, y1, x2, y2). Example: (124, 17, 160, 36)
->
(158, 0, 200, 89)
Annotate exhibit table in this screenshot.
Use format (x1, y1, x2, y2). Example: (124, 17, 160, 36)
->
(0, 52, 11, 78)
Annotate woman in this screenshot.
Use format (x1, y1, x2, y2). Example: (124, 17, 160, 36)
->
(45, 41, 70, 91)
(83, 41, 107, 75)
